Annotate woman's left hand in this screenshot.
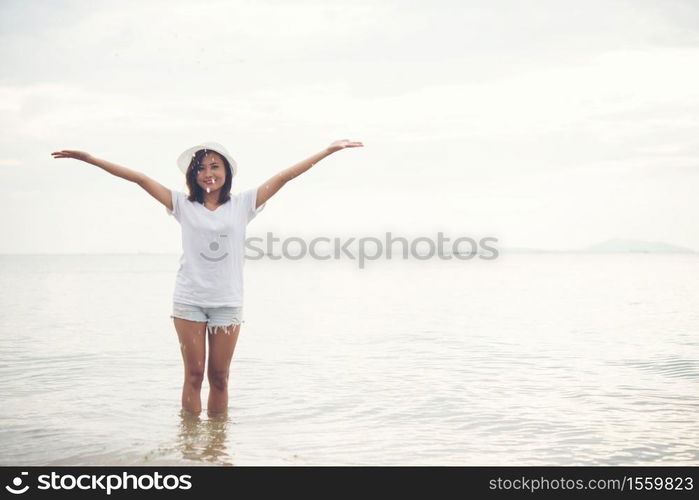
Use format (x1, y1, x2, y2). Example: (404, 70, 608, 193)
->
(327, 139, 364, 153)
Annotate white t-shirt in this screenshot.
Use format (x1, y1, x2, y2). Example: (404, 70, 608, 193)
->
(166, 188, 265, 307)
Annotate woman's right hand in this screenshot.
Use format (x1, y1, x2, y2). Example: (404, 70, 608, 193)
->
(51, 150, 93, 162)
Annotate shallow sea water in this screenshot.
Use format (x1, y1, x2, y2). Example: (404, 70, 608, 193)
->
(1, 254, 697, 465)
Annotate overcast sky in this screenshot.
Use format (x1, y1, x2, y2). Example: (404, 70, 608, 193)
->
(1, 0, 698, 253)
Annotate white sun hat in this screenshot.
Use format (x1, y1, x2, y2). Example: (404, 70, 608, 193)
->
(176, 141, 238, 178)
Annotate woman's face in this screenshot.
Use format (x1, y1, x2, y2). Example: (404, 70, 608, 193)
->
(196, 152, 226, 193)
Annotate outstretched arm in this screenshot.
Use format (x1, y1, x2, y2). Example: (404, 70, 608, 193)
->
(255, 139, 363, 209)
(51, 150, 172, 211)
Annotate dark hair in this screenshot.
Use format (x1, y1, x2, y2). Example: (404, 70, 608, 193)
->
(185, 149, 232, 206)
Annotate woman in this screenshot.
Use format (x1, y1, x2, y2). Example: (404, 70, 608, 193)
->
(51, 139, 363, 415)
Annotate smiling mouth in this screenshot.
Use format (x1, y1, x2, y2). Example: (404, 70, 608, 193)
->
(200, 252, 229, 262)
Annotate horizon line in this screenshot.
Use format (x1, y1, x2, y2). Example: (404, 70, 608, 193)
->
(1, 250, 697, 256)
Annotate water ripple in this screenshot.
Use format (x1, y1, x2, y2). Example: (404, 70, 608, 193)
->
(614, 356, 699, 381)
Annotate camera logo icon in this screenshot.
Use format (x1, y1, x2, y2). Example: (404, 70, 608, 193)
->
(5, 472, 29, 494)
(200, 234, 229, 262)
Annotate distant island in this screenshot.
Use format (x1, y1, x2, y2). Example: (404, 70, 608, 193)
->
(583, 238, 697, 254)
(499, 239, 697, 254)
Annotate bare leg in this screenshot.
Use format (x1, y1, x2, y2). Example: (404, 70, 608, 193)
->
(207, 324, 241, 415)
(174, 317, 207, 413)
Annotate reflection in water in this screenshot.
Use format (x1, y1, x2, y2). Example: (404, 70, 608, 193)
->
(176, 409, 233, 465)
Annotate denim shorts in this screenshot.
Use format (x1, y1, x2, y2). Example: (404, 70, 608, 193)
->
(170, 302, 244, 335)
